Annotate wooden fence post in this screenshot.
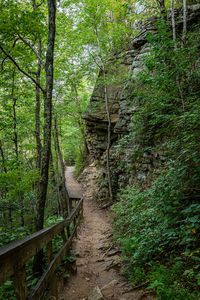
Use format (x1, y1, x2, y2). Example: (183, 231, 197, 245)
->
(73, 217, 77, 237)
(46, 241, 58, 299)
(46, 241, 53, 264)
(13, 265, 27, 300)
(66, 226, 70, 239)
(50, 274, 58, 299)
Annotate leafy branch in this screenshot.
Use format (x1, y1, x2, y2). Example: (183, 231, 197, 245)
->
(18, 35, 45, 67)
(0, 44, 45, 93)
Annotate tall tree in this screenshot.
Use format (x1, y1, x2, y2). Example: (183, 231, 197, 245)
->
(35, 0, 57, 231)
(33, 0, 57, 275)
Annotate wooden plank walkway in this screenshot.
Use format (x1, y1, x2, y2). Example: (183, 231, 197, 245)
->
(65, 166, 83, 199)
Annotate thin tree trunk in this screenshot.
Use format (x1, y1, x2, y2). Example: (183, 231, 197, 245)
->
(53, 131, 64, 217)
(53, 109, 70, 215)
(13, 97, 18, 160)
(110, 11, 114, 23)
(12, 69, 18, 162)
(94, 26, 113, 201)
(33, 0, 42, 221)
(35, 39, 42, 170)
(0, 140, 11, 222)
(49, 150, 56, 183)
(59, 117, 64, 157)
(183, 0, 187, 35)
(103, 70, 113, 201)
(156, 0, 166, 18)
(33, 0, 42, 172)
(34, 39, 43, 237)
(171, 0, 177, 48)
(160, 0, 166, 17)
(31, 0, 44, 275)
(0, 140, 7, 174)
(12, 69, 25, 226)
(74, 85, 89, 155)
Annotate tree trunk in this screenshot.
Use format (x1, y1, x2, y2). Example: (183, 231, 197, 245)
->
(0, 140, 7, 174)
(35, 0, 56, 232)
(12, 69, 25, 226)
(74, 85, 89, 155)
(31, 0, 44, 276)
(32, 0, 42, 171)
(53, 109, 70, 215)
(156, 0, 166, 18)
(12, 69, 18, 162)
(34, 38, 43, 236)
(33, 0, 56, 276)
(49, 150, 56, 184)
(171, 0, 177, 48)
(183, 0, 187, 35)
(0, 140, 11, 222)
(59, 118, 65, 157)
(160, 0, 166, 17)
(94, 25, 113, 201)
(35, 39, 42, 170)
(110, 11, 114, 23)
(53, 131, 64, 217)
(103, 70, 113, 201)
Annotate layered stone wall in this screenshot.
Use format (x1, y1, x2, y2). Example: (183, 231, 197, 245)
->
(84, 5, 200, 202)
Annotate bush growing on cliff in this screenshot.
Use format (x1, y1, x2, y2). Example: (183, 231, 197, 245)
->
(114, 167, 200, 297)
(113, 22, 200, 299)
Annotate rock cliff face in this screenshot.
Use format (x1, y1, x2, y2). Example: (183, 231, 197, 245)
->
(84, 5, 200, 202)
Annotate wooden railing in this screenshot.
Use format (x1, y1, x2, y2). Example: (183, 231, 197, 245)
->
(0, 198, 83, 300)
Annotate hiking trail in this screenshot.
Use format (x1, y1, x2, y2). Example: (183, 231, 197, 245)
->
(59, 165, 155, 300)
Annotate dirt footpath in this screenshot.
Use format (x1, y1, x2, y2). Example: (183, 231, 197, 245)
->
(59, 165, 155, 300)
(65, 166, 83, 199)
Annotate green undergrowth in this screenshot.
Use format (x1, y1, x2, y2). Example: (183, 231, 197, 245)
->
(113, 22, 200, 299)
(114, 174, 200, 299)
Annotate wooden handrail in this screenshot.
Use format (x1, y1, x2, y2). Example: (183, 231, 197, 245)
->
(0, 198, 83, 300)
